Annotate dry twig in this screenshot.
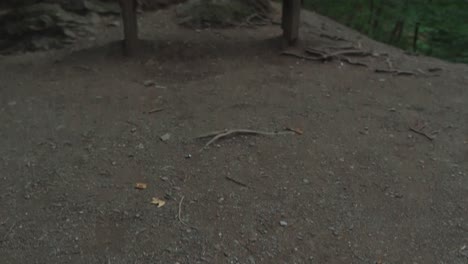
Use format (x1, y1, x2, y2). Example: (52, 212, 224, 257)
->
(225, 176, 248, 188)
(197, 129, 295, 152)
(146, 108, 165, 114)
(178, 196, 188, 226)
(2, 222, 16, 241)
(409, 127, 435, 141)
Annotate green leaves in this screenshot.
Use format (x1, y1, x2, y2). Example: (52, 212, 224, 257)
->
(304, 0, 468, 63)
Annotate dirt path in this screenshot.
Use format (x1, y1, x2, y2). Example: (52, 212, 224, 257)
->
(0, 7, 467, 264)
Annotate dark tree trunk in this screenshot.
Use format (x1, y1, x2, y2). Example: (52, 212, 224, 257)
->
(389, 19, 404, 44)
(119, 0, 138, 56)
(371, 4, 382, 35)
(413, 22, 420, 52)
(282, 0, 301, 46)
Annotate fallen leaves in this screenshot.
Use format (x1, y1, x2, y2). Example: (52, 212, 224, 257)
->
(151, 197, 166, 208)
(134, 183, 166, 208)
(135, 183, 147, 190)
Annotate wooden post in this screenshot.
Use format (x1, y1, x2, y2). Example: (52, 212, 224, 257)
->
(282, 0, 301, 46)
(119, 0, 138, 56)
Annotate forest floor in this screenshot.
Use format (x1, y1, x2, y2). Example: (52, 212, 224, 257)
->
(1, 5, 468, 264)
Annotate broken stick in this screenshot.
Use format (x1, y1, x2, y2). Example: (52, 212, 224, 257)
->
(225, 176, 248, 188)
(409, 127, 435, 141)
(146, 108, 165, 114)
(197, 129, 295, 152)
(178, 196, 188, 226)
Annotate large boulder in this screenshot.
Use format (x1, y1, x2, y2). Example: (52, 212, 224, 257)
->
(0, 3, 95, 52)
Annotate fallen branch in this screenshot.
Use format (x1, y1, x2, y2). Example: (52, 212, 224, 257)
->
(178, 196, 188, 226)
(409, 127, 435, 141)
(197, 129, 295, 152)
(225, 176, 248, 188)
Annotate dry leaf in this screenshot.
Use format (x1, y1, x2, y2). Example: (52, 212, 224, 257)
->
(135, 183, 147, 190)
(151, 197, 166, 207)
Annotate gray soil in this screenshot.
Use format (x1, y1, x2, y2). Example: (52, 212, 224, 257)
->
(1, 6, 467, 264)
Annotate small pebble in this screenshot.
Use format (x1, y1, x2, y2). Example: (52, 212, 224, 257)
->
(143, 80, 155, 87)
(160, 133, 171, 142)
(279, 220, 288, 227)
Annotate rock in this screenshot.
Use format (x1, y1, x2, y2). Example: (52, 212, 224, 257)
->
(143, 80, 155, 87)
(160, 133, 171, 142)
(279, 220, 288, 227)
(0, 3, 92, 53)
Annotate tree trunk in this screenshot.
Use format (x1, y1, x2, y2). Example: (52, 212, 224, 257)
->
(371, 4, 382, 35)
(119, 0, 138, 56)
(282, 0, 301, 46)
(413, 22, 420, 52)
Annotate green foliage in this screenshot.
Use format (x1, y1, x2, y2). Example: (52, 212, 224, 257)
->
(303, 0, 468, 63)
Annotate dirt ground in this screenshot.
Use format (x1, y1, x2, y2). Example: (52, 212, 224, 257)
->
(1, 6, 468, 264)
